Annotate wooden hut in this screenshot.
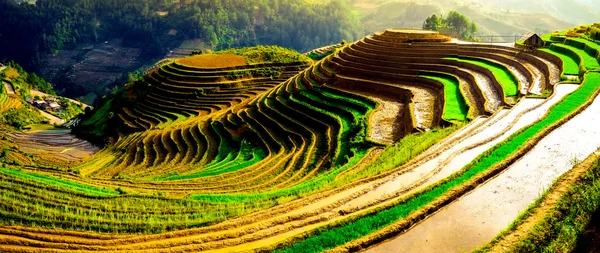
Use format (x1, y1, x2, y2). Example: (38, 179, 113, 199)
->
(519, 32, 544, 49)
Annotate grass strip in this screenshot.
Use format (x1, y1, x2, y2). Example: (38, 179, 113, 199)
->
(553, 43, 600, 70)
(163, 149, 266, 180)
(275, 72, 600, 253)
(0, 167, 118, 196)
(192, 124, 459, 204)
(444, 56, 519, 96)
(420, 74, 469, 121)
(538, 48, 580, 75)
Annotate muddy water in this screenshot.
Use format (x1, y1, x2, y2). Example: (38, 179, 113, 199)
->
(468, 70, 503, 112)
(7, 129, 98, 160)
(364, 84, 599, 253)
(506, 63, 530, 95)
(367, 97, 406, 144)
(409, 87, 438, 130)
(519, 60, 544, 94)
(535, 56, 561, 85)
(340, 84, 577, 211)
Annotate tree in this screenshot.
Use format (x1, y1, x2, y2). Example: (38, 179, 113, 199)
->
(422, 11, 478, 41)
(423, 14, 442, 31)
(446, 11, 469, 37)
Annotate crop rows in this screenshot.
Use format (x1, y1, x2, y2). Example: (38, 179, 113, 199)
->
(1, 29, 592, 253)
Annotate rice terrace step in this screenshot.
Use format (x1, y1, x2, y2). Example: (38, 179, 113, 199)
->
(1, 5, 600, 253)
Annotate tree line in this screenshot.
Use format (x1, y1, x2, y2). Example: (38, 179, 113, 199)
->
(422, 11, 478, 41)
(0, 0, 363, 70)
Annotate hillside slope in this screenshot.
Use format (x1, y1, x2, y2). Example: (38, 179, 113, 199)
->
(349, 0, 574, 40)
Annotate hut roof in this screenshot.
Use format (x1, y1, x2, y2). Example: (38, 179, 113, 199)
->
(519, 32, 538, 42)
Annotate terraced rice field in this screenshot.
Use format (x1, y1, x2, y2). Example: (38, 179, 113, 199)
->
(1, 28, 600, 253)
(176, 54, 247, 68)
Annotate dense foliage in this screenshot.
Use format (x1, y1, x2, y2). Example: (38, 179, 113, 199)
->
(0, 0, 362, 70)
(3, 61, 55, 95)
(587, 24, 600, 41)
(422, 11, 478, 41)
(1, 107, 48, 129)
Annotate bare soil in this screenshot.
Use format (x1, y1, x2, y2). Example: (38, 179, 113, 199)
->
(37, 111, 65, 125)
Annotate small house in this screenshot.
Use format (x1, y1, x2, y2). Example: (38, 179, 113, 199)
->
(519, 32, 544, 49)
(25, 96, 34, 103)
(34, 100, 47, 110)
(49, 102, 61, 111)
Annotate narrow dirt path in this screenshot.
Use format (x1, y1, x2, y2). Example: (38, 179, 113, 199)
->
(363, 84, 599, 253)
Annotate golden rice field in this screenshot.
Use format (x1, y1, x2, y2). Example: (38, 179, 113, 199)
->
(176, 54, 247, 68)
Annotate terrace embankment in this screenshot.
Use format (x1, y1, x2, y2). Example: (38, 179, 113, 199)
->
(365, 81, 600, 253)
(5, 129, 98, 165)
(0, 30, 574, 253)
(335, 84, 574, 214)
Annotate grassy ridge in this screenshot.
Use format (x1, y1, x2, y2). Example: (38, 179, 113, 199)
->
(538, 48, 580, 75)
(216, 46, 313, 65)
(0, 167, 118, 196)
(552, 43, 600, 71)
(192, 124, 461, 204)
(420, 74, 469, 121)
(275, 72, 600, 253)
(444, 56, 519, 96)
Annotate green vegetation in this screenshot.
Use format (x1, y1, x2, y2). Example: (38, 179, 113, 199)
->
(0, 0, 361, 69)
(0, 167, 118, 196)
(421, 74, 469, 121)
(192, 124, 461, 204)
(276, 72, 600, 253)
(55, 99, 85, 120)
(75, 98, 114, 143)
(504, 156, 600, 252)
(3, 61, 55, 95)
(423, 11, 478, 41)
(1, 107, 47, 129)
(552, 43, 600, 71)
(216, 46, 313, 65)
(445, 56, 520, 96)
(538, 48, 580, 75)
(5, 19, 598, 253)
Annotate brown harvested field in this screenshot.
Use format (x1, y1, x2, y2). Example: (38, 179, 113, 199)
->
(176, 54, 247, 68)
